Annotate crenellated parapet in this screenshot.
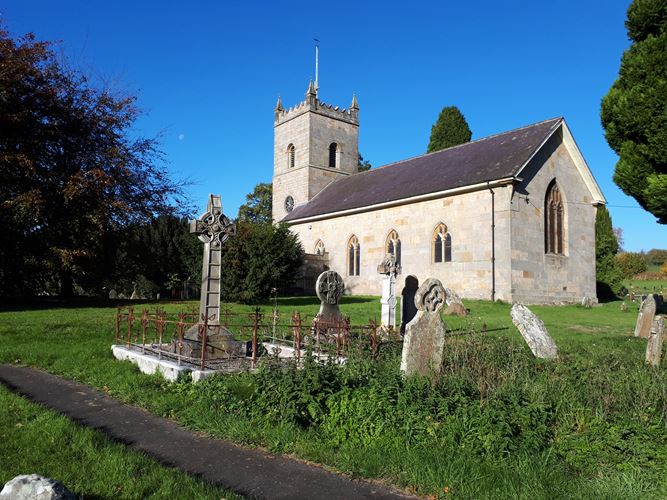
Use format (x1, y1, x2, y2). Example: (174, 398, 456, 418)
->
(274, 82, 359, 126)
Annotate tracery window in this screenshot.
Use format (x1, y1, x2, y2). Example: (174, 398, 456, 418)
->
(287, 143, 295, 169)
(314, 239, 325, 256)
(347, 235, 360, 276)
(432, 223, 452, 263)
(545, 180, 564, 255)
(329, 142, 338, 168)
(385, 229, 401, 265)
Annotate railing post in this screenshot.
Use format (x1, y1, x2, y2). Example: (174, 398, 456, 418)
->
(115, 307, 121, 343)
(126, 308, 134, 349)
(200, 313, 209, 371)
(252, 307, 260, 368)
(141, 309, 148, 353)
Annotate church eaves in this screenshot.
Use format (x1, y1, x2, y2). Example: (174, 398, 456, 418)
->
(283, 117, 564, 222)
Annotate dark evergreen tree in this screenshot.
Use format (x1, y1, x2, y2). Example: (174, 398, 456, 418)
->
(595, 206, 624, 299)
(427, 106, 472, 153)
(600, 0, 667, 223)
(358, 154, 372, 172)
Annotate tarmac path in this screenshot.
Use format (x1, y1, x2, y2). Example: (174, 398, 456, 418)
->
(0, 365, 418, 500)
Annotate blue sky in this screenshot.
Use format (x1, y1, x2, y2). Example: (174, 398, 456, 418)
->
(2, 0, 665, 252)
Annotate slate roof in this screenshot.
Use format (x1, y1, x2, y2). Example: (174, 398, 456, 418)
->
(283, 117, 563, 222)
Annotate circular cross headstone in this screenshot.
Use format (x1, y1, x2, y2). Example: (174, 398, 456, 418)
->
(315, 270, 345, 305)
(414, 278, 446, 313)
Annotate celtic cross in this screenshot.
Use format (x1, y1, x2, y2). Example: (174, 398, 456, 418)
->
(189, 194, 236, 326)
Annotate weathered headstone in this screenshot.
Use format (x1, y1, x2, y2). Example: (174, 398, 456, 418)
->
(400, 275, 419, 334)
(0, 474, 77, 500)
(634, 294, 657, 339)
(645, 315, 665, 367)
(581, 296, 595, 308)
(510, 303, 558, 359)
(314, 270, 345, 322)
(400, 278, 447, 377)
(108, 289, 117, 299)
(180, 194, 239, 359)
(444, 287, 463, 307)
(130, 287, 140, 300)
(443, 287, 467, 316)
(377, 254, 399, 328)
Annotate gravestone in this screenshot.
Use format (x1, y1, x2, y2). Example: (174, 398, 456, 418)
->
(510, 303, 558, 359)
(645, 316, 665, 367)
(314, 270, 345, 322)
(400, 278, 447, 377)
(377, 254, 399, 328)
(179, 194, 240, 359)
(443, 287, 467, 316)
(0, 474, 77, 500)
(130, 287, 140, 300)
(108, 289, 117, 299)
(400, 275, 419, 334)
(634, 294, 657, 339)
(581, 296, 595, 308)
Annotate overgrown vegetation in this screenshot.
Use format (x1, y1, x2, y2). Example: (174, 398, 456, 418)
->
(595, 206, 624, 298)
(1, 297, 665, 498)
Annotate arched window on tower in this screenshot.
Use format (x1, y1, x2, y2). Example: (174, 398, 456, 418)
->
(287, 143, 295, 169)
(314, 239, 325, 256)
(385, 230, 401, 266)
(432, 223, 452, 263)
(545, 180, 564, 255)
(347, 235, 360, 276)
(329, 142, 338, 168)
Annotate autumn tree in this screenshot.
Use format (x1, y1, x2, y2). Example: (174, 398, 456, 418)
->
(0, 29, 184, 296)
(601, 0, 667, 223)
(427, 106, 472, 153)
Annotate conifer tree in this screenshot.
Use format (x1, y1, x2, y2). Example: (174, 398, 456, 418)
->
(600, 0, 667, 223)
(427, 106, 472, 153)
(595, 206, 624, 298)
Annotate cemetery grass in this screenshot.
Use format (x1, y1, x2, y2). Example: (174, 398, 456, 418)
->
(0, 385, 240, 499)
(1, 298, 666, 499)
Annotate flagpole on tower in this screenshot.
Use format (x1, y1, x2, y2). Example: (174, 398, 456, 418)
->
(314, 38, 319, 94)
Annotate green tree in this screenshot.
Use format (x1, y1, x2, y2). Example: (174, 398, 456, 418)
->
(427, 106, 472, 153)
(358, 154, 372, 172)
(219, 222, 304, 303)
(645, 248, 667, 266)
(595, 206, 624, 298)
(238, 182, 272, 223)
(0, 29, 184, 297)
(600, 0, 667, 223)
(615, 252, 648, 277)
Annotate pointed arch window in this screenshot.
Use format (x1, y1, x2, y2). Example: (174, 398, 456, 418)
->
(287, 143, 295, 169)
(329, 142, 338, 168)
(385, 229, 401, 265)
(314, 239, 325, 256)
(347, 235, 360, 276)
(432, 223, 452, 263)
(545, 181, 564, 255)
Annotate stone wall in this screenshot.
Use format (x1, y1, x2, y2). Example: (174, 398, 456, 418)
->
(509, 131, 598, 303)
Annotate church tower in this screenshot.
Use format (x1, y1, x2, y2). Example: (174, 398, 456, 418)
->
(272, 82, 359, 221)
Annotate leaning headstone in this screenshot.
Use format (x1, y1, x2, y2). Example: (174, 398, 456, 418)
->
(444, 287, 463, 307)
(510, 303, 558, 359)
(634, 294, 657, 339)
(108, 289, 117, 300)
(315, 270, 345, 322)
(117, 293, 127, 299)
(0, 474, 77, 500)
(400, 278, 447, 377)
(645, 316, 665, 367)
(377, 254, 399, 328)
(130, 287, 140, 300)
(444, 302, 467, 317)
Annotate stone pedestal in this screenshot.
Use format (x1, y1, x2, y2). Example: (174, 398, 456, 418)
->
(380, 274, 397, 328)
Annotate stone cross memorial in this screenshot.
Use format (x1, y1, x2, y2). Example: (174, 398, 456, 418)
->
(400, 278, 447, 377)
(189, 194, 236, 327)
(315, 270, 345, 322)
(634, 294, 657, 339)
(511, 303, 558, 359)
(377, 254, 400, 328)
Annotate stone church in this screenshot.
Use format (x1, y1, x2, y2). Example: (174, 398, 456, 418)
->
(272, 82, 606, 304)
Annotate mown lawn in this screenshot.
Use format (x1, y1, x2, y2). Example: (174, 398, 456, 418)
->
(0, 296, 666, 499)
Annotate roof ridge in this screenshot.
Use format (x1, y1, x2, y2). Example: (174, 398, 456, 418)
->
(356, 116, 564, 175)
